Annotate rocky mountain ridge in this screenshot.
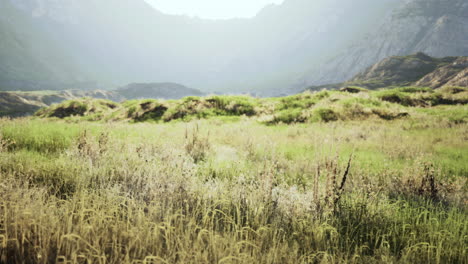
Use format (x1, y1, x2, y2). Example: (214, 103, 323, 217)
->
(307, 53, 468, 91)
(1, 0, 467, 95)
(0, 0, 400, 94)
(298, 0, 468, 92)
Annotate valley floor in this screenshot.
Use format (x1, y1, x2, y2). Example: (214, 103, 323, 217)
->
(0, 115, 467, 263)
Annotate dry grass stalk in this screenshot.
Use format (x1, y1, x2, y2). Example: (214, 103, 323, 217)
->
(184, 124, 210, 163)
(315, 154, 353, 214)
(0, 134, 15, 153)
(419, 163, 438, 201)
(334, 154, 353, 205)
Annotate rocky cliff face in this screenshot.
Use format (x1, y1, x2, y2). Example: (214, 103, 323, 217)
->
(444, 68, 468, 88)
(299, 0, 468, 90)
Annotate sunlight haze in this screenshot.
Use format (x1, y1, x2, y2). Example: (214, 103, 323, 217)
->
(1, 0, 468, 262)
(144, 0, 284, 19)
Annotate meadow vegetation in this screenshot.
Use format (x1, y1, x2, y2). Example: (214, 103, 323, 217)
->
(0, 86, 467, 263)
(34, 86, 468, 125)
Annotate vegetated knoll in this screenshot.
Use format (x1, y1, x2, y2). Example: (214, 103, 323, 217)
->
(0, 90, 123, 117)
(307, 53, 468, 91)
(36, 95, 258, 123)
(35, 99, 119, 120)
(35, 87, 468, 124)
(117, 82, 204, 100)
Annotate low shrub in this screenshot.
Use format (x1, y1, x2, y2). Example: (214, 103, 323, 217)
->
(376, 90, 421, 106)
(314, 108, 339, 122)
(394, 86, 433, 93)
(271, 108, 306, 124)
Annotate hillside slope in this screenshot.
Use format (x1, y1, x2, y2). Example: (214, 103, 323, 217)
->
(0, 0, 93, 91)
(414, 58, 468, 88)
(350, 53, 467, 89)
(0, 90, 123, 117)
(0, 0, 400, 94)
(1, 0, 467, 95)
(118, 83, 204, 100)
(307, 53, 468, 91)
(0, 82, 204, 117)
(298, 0, 468, 91)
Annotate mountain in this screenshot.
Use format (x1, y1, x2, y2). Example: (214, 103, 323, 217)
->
(0, 82, 204, 117)
(0, 0, 400, 94)
(0, 90, 122, 117)
(0, 0, 95, 90)
(298, 0, 468, 90)
(117, 83, 204, 100)
(0, 0, 467, 95)
(307, 53, 468, 90)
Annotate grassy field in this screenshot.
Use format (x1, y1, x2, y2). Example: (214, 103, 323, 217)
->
(0, 88, 467, 263)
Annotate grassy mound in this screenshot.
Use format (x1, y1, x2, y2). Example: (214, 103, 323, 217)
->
(375, 87, 468, 107)
(35, 99, 118, 120)
(35, 87, 468, 124)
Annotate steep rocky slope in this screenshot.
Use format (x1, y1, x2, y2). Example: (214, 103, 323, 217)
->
(349, 53, 467, 89)
(299, 0, 468, 91)
(307, 53, 468, 91)
(414, 57, 468, 88)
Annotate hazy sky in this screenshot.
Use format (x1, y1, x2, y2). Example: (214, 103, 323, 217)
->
(144, 0, 284, 19)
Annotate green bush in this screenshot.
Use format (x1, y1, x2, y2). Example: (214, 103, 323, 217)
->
(271, 108, 306, 124)
(394, 86, 433, 93)
(314, 108, 339, 122)
(277, 91, 329, 111)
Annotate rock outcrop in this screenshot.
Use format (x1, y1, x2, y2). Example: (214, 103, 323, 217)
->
(300, 0, 468, 89)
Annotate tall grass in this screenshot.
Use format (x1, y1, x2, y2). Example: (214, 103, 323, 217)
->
(0, 117, 466, 263)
